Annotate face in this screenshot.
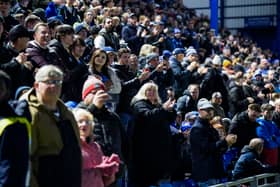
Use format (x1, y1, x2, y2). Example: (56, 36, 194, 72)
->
(263, 110, 274, 121)
(212, 97, 222, 105)
(84, 11, 94, 23)
(104, 18, 113, 32)
(176, 53, 184, 61)
(17, 37, 30, 51)
(275, 103, 280, 113)
(0, 22, 3, 36)
(119, 52, 130, 65)
(77, 29, 88, 40)
(188, 53, 198, 62)
(61, 33, 74, 47)
(34, 25, 50, 47)
(34, 77, 63, 102)
(145, 87, 157, 103)
(72, 43, 85, 58)
(189, 86, 199, 100)
(248, 109, 260, 122)
(93, 52, 107, 68)
(199, 108, 214, 120)
(76, 113, 93, 139)
(0, 1, 11, 16)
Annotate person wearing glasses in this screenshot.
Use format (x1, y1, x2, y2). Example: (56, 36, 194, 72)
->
(190, 98, 237, 186)
(23, 65, 82, 187)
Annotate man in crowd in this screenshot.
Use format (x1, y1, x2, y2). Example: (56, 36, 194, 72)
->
(190, 98, 237, 186)
(24, 65, 81, 187)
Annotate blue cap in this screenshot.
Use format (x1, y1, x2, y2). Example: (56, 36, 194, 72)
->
(162, 50, 172, 58)
(65, 101, 77, 109)
(172, 48, 185, 55)
(184, 111, 199, 120)
(103, 46, 115, 53)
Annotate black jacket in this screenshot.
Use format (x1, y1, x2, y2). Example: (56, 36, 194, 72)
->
(129, 99, 176, 186)
(228, 111, 259, 152)
(190, 117, 228, 182)
(0, 100, 30, 187)
(176, 89, 198, 117)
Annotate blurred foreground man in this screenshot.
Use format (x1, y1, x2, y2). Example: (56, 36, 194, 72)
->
(23, 65, 81, 187)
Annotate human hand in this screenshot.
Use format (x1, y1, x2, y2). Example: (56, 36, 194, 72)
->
(163, 98, 176, 111)
(138, 70, 150, 82)
(92, 90, 110, 109)
(225, 134, 237, 146)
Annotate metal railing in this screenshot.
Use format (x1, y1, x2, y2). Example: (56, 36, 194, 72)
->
(210, 173, 280, 187)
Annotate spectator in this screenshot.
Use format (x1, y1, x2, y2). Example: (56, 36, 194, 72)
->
(190, 98, 237, 186)
(58, 0, 80, 25)
(88, 48, 121, 112)
(256, 103, 280, 166)
(0, 24, 34, 96)
(176, 84, 200, 118)
(0, 70, 31, 186)
(94, 17, 120, 51)
(272, 98, 280, 128)
(232, 138, 277, 180)
(0, 0, 19, 32)
(121, 13, 145, 55)
(24, 65, 82, 187)
(77, 75, 128, 187)
(228, 103, 261, 153)
(129, 82, 176, 187)
(211, 91, 226, 118)
(72, 108, 120, 187)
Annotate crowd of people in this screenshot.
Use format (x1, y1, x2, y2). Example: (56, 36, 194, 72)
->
(0, 0, 280, 187)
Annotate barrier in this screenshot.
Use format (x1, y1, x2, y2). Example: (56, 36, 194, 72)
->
(210, 173, 280, 187)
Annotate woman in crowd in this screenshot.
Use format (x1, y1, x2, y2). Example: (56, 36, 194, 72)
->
(129, 82, 176, 187)
(88, 49, 121, 111)
(72, 108, 120, 187)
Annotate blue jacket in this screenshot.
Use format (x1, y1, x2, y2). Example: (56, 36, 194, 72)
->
(232, 145, 274, 180)
(256, 118, 280, 149)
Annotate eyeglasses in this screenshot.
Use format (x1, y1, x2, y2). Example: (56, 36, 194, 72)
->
(77, 119, 93, 126)
(40, 80, 63, 86)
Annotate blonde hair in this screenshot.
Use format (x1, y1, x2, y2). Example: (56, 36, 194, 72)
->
(131, 82, 161, 105)
(249, 138, 264, 154)
(139, 44, 154, 56)
(72, 108, 94, 139)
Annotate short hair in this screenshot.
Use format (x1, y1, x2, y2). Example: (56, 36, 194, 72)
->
(55, 24, 74, 40)
(70, 36, 86, 52)
(249, 138, 264, 153)
(261, 103, 274, 112)
(117, 47, 130, 58)
(33, 22, 48, 33)
(248, 103, 261, 113)
(35, 65, 63, 82)
(24, 15, 41, 27)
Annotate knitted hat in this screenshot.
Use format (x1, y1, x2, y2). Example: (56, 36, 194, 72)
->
(82, 76, 105, 100)
(186, 46, 197, 57)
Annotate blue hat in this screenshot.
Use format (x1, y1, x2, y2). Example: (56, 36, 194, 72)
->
(103, 46, 115, 54)
(181, 122, 192, 132)
(14, 86, 31, 100)
(162, 50, 172, 58)
(172, 48, 185, 55)
(74, 24, 87, 34)
(65, 101, 78, 109)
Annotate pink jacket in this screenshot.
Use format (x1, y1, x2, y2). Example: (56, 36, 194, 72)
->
(81, 140, 120, 187)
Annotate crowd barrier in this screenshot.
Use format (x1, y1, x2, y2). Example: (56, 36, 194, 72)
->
(210, 173, 280, 187)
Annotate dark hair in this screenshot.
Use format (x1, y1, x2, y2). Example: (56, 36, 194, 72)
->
(0, 70, 12, 100)
(70, 36, 86, 52)
(89, 49, 110, 78)
(117, 47, 130, 58)
(248, 103, 261, 113)
(55, 24, 74, 40)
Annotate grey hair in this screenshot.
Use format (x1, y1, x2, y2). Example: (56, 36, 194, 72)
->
(35, 65, 63, 82)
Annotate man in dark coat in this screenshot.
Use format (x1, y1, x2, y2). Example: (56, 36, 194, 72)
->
(228, 103, 261, 153)
(190, 98, 237, 186)
(0, 70, 31, 187)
